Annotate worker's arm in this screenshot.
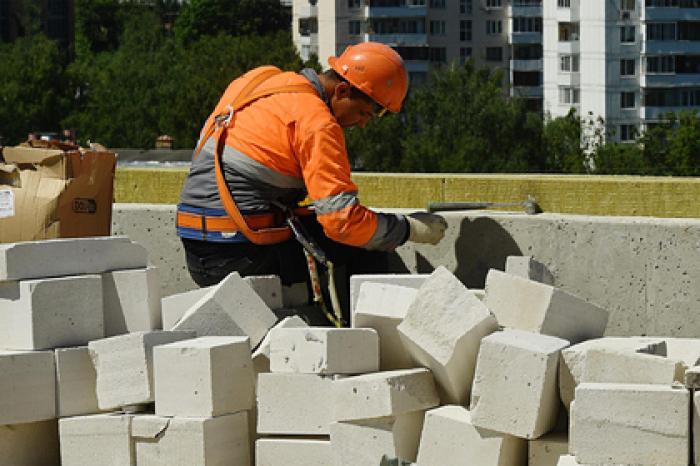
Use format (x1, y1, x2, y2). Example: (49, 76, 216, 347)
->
(297, 122, 409, 250)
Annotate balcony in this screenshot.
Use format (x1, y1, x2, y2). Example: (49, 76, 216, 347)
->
(510, 32, 542, 44)
(405, 60, 430, 72)
(558, 41, 580, 54)
(640, 105, 694, 119)
(297, 3, 318, 18)
(510, 58, 543, 71)
(366, 6, 427, 17)
(511, 86, 544, 98)
(643, 7, 700, 21)
(508, 5, 543, 17)
(366, 33, 428, 46)
(644, 40, 700, 54)
(641, 73, 700, 87)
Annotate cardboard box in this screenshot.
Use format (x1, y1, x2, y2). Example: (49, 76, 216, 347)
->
(0, 142, 116, 242)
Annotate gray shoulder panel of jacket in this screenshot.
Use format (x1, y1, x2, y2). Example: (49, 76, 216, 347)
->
(219, 140, 305, 190)
(364, 212, 410, 251)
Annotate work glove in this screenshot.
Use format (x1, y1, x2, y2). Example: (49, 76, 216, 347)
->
(406, 212, 448, 245)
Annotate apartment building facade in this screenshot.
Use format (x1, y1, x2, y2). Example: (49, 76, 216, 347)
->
(544, 0, 700, 142)
(292, 0, 544, 110)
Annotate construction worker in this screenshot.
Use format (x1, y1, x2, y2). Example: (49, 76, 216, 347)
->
(177, 42, 447, 323)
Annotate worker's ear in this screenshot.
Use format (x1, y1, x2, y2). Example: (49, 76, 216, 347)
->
(334, 81, 353, 100)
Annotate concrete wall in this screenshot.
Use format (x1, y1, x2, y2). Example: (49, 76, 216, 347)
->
(113, 203, 700, 338)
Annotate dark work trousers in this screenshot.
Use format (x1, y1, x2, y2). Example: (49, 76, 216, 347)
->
(182, 215, 390, 326)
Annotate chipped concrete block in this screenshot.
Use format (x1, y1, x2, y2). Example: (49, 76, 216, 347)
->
(161, 287, 211, 330)
(528, 432, 569, 466)
(353, 282, 417, 370)
(663, 337, 700, 367)
(685, 365, 700, 388)
(0, 275, 103, 350)
(172, 272, 276, 348)
(333, 368, 439, 422)
(0, 236, 148, 281)
(244, 275, 283, 310)
(89, 330, 195, 410)
(470, 330, 569, 439)
(330, 412, 424, 465)
(0, 349, 55, 425)
(506, 256, 554, 285)
(572, 383, 688, 465)
(397, 266, 498, 404)
(0, 420, 60, 466)
(59, 414, 134, 466)
(256, 438, 336, 466)
(55, 347, 101, 417)
(559, 337, 672, 411)
(485, 269, 608, 344)
(269, 327, 379, 374)
(581, 349, 683, 387)
(257, 373, 340, 435)
(252, 316, 308, 375)
(555, 455, 577, 466)
(133, 413, 250, 466)
(416, 406, 527, 466)
(349, 274, 428, 325)
(154, 336, 254, 417)
(102, 266, 161, 337)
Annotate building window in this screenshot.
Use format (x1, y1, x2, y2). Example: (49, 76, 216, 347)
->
(430, 20, 446, 35)
(349, 21, 362, 35)
(486, 20, 502, 35)
(621, 91, 636, 108)
(430, 0, 446, 7)
(559, 86, 580, 104)
(486, 0, 502, 8)
(460, 0, 473, 14)
(460, 47, 473, 64)
(460, 20, 472, 41)
(647, 22, 676, 40)
(429, 47, 447, 63)
(560, 54, 580, 72)
(646, 55, 675, 73)
(513, 17, 542, 33)
(619, 125, 637, 142)
(620, 25, 636, 42)
(348, 0, 362, 8)
(620, 58, 636, 76)
(485, 46, 503, 62)
(620, 0, 636, 10)
(559, 22, 579, 41)
(558, 0, 571, 6)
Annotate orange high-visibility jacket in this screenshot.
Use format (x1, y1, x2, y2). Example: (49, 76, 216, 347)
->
(179, 66, 408, 250)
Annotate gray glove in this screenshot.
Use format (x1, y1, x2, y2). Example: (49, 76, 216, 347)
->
(406, 212, 447, 245)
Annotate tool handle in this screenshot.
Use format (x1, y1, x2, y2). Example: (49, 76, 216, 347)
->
(427, 201, 490, 213)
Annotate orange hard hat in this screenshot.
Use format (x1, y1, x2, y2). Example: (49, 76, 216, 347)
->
(328, 42, 408, 113)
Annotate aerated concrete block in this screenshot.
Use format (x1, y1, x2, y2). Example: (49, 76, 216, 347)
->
(0, 236, 148, 281)
(172, 272, 276, 348)
(692, 392, 700, 464)
(0, 420, 60, 466)
(161, 287, 211, 330)
(685, 365, 700, 388)
(89, 330, 196, 410)
(282, 282, 309, 308)
(0, 275, 103, 350)
(528, 432, 569, 466)
(506, 256, 554, 285)
(353, 282, 417, 370)
(252, 316, 308, 375)
(154, 336, 254, 417)
(330, 412, 424, 465)
(559, 337, 674, 411)
(571, 383, 688, 465)
(470, 330, 569, 439)
(59, 414, 134, 466)
(257, 373, 339, 435)
(416, 406, 527, 466)
(244, 275, 283, 310)
(0, 349, 55, 425)
(349, 274, 428, 325)
(333, 368, 439, 421)
(55, 347, 101, 417)
(269, 327, 379, 374)
(102, 266, 161, 336)
(132, 413, 250, 466)
(255, 438, 336, 466)
(397, 266, 498, 404)
(485, 269, 608, 344)
(555, 456, 577, 466)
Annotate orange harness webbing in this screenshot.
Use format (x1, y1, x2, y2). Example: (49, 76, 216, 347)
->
(192, 69, 318, 245)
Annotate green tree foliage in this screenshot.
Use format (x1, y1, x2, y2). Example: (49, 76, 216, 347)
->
(542, 109, 587, 173)
(0, 34, 70, 143)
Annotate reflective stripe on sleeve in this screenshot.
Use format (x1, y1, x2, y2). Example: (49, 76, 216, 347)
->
(313, 191, 359, 215)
